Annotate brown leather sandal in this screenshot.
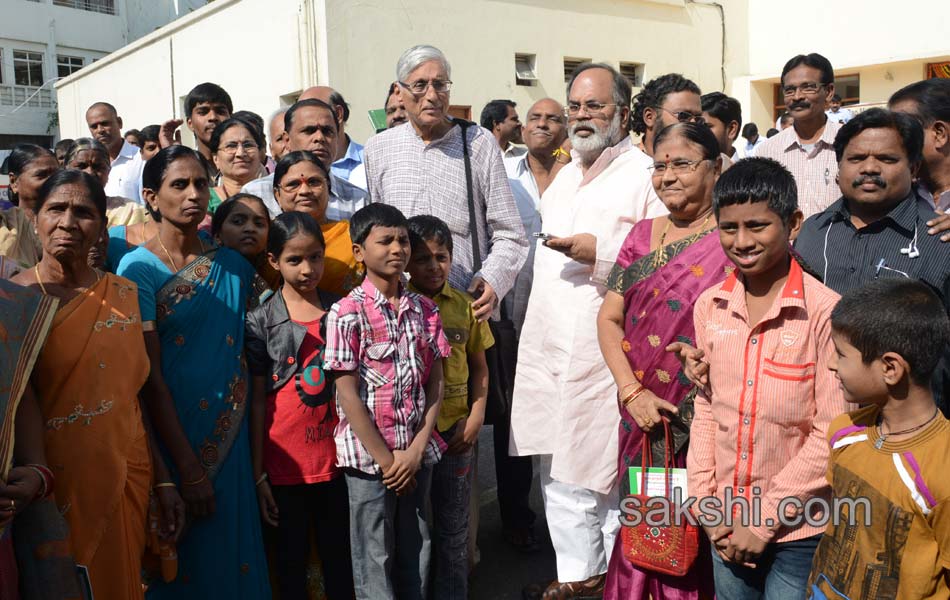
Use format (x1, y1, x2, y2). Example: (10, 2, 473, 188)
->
(523, 574, 606, 600)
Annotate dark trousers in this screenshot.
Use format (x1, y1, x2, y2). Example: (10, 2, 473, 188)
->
(271, 477, 354, 600)
(492, 416, 535, 529)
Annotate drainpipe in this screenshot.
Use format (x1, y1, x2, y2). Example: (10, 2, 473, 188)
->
(687, 0, 726, 92)
(47, 17, 58, 140)
(299, 0, 318, 90)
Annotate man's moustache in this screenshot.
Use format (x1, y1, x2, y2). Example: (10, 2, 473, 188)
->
(852, 175, 887, 188)
(788, 101, 810, 110)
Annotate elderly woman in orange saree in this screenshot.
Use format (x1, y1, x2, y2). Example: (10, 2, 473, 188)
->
(13, 170, 183, 600)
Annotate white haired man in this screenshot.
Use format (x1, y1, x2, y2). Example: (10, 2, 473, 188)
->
(365, 45, 527, 323)
(361, 44, 527, 600)
(510, 63, 665, 599)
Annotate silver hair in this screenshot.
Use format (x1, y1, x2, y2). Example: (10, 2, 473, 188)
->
(396, 45, 451, 83)
(267, 108, 287, 140)
(64, 137, 110, 166)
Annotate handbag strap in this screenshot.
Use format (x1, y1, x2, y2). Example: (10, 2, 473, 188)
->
(639, 418, 675, 497)
(454, 118, 482, 272)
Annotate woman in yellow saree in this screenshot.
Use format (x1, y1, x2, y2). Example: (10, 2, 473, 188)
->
(13, 170, 179, 599)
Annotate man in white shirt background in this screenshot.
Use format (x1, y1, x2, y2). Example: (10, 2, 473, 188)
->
(482, 99, 526, 159)
(740, 122, 766, 157)
(701, 91, 742, 161)
(85, 102, 144, 203)
(890, 78, 950, 213)
(826, 93, 855, 123)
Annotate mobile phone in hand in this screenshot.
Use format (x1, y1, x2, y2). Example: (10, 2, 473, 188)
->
(533, 232, 554, 241)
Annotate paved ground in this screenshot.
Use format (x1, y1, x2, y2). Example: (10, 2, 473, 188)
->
(468, 426, 557, 600)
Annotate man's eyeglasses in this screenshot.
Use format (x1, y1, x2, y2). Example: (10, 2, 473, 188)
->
(279, 176, 326, 193)
(781, 82, 826, 97)
(398, 79, 452, 96)
(654, 106, 705, 125)
(648, 158, 707, 175)
(220, 141, 259, 155)
(564, 102, 617, 118)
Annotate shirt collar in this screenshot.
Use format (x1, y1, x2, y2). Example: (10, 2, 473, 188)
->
(836, 191, 919, 235)
(777, 118, 839, 153)
(510, 152, 531, 177)
(916, 181, 950, 213)
(116, 139, 139, 162)
(360, 275, 419, 313)
(576, 136, 634, 186)
(713, 257, 806, 315)
(335, 137, 364, 165)
(407, 280, 452, 301)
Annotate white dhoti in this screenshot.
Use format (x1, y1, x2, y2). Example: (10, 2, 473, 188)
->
(539, 455, 620, 581)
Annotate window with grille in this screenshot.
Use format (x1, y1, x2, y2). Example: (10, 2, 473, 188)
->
(619, 62, 645, 88)
(57, 55, 84, 78)
(515, 54, 537, 86)
(13, 51, 44, 87)
(52, 0, 116, 15)
(563, 57, 590, 82)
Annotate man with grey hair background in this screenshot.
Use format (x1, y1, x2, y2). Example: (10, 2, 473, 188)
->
(510, 63, 665, 599)
(362, 44, 527, 600)
(365, 45, 527, 321)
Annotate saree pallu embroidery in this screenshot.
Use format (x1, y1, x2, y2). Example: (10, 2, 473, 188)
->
(146, 248, 271, 599)
(604, 221, 729, 600)
(33, 273, 151, 600)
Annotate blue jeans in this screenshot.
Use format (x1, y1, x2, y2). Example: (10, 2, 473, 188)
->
(345, 466, 433, 600)
(431, 445, 475, 600)
(711, 535, 821, 600)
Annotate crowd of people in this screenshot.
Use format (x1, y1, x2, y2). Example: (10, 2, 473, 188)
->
(0, 42, 949, 600)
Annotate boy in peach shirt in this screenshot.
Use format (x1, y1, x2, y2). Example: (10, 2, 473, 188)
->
(687, 157, 849, 599)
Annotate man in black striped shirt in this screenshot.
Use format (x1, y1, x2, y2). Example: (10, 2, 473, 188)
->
(795, 108, 950, 411)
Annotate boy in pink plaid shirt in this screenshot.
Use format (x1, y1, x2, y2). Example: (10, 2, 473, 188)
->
(323, 204, 451, 600)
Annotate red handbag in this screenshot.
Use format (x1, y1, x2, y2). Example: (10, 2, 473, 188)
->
(620, 418, 699, 576)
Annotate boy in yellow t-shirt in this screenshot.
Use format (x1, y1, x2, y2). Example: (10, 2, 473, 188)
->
(406, 215, 494, 599)
(809, 279, 950, 599)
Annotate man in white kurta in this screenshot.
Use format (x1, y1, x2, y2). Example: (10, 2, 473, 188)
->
(510, 64, 666, 596)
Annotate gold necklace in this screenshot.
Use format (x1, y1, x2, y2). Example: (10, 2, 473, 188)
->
(34, 264, 101, 296)
(157, 234, 180, 272)
(652, 212, 714, 270)
(658, 211, 713, 247)
(157, 234, 205, 272)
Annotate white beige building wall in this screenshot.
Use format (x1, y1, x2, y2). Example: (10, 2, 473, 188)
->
(735, 0, 950, 131)
(57, 0, 748, 144)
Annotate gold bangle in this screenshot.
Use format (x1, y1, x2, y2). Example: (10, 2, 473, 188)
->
(622, 387, 648, 407)
(255, 473, 268, 487)
(619, 381, 642, 397)
(182, 471, 207, 486)
(154, 482, 177, 489)
(619, 384, 644, 405)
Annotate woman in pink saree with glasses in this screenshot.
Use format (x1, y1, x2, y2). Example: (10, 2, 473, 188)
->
(597, 122, 731, 599)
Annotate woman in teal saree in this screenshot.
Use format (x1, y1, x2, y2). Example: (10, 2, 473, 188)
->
(117, 146, 270, 598)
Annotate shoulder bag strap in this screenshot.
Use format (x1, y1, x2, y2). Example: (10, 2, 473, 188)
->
(454, 119, 482, 272)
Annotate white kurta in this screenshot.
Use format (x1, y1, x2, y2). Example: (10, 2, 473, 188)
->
(509, 138, 666, 495)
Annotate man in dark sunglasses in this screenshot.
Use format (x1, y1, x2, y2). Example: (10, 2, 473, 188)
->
(630, 73, 703, 158)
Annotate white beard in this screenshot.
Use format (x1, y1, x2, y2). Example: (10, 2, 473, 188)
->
(570, 111, 623, 165)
